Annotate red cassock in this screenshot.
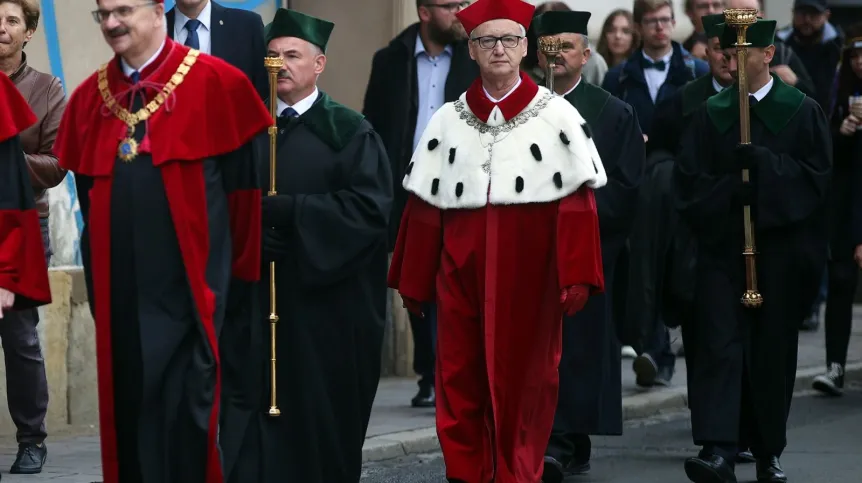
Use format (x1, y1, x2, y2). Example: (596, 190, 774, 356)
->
(0, 72, 51, 310)
(388, 73, 606, 483)
(53, 39, 272, 483)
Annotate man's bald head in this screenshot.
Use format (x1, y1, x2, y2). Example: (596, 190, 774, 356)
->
(726, 0, 761, 10)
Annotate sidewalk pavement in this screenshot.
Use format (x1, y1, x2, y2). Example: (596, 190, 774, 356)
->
(0, 317, 860, 482)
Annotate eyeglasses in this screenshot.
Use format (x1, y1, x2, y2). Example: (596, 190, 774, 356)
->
(424, 1, 471, 12)
(91, 2, 157, 24)
(471, 35, 524, 50)
(641, 16, 673, 28)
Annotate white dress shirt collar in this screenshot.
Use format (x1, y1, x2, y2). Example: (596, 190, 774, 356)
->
(174, 1, 212, 38)
(484, 76, 523, 103)
(561, 76, 583, 97)
(277, 86, 319, 117)
(120, 38, 167, 77)
(751, 76, 774, 102)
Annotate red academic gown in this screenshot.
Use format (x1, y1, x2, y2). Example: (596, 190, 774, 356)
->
(388, 73, 605, 483)
(53, 39, 272, 483)
(0, 72, 51, 310)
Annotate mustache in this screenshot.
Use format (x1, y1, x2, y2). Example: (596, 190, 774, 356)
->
(107, 27, 130, 38)
(277, 70, 291, 80)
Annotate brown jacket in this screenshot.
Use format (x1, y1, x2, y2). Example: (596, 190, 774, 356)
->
(10, 54, 67, 218)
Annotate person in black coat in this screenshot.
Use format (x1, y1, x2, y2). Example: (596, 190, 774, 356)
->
(811, 30, 862, 397)
(362, 0, 478, 408)
(166, 0, 268, 99)
(532, 11, 645, 482)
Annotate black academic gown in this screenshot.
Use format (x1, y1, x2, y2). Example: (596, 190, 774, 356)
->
(547, 80, 644, 461)
(672, 74, 831, 457)
(625, 75, 722, 355)
(222, 92, 393, 483)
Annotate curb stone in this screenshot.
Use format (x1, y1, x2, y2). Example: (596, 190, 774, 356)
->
(360, 361, 862, 463)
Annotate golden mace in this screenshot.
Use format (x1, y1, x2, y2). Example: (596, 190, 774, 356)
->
(264, 55, 283, 416)
(725, 8, 763, 309)
(538, 36, 563, 94)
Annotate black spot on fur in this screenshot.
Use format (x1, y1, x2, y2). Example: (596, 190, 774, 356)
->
(553, 172, 563, 189)
(592, 160, 599, 174)
(449, 148, 457, 164)
(515, 177, 524, 193)
(455, 182, 464, 197)
(559, 131, 570, 145)
(581, 123, 592, 139)
(428, 139, 439, 151)
(530, 144, 542, 161)
(405, 162, 414, 175)
(431, 178, 440, 195)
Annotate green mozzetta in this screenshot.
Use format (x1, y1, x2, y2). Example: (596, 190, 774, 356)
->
(564, 80, 610, 126)
(706, 73, 806, 135)
(299, 92, 366, 152)
(265, 8, 335, 52)
(681, 75, 721, 117)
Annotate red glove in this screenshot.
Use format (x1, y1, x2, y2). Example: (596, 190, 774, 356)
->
(560, 285, 590, 316)
(401, 295, 424, 318)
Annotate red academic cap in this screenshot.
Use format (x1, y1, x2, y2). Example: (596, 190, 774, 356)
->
(456, 0, 536, 36)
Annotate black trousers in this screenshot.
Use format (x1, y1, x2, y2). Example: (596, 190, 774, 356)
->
(824, 259, 858, 367)
(409, 302, 437, 387)
(1, 217, 50, 444)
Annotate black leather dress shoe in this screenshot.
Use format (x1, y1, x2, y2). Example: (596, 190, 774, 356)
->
(564, 459, 591, 475)
(684, 454, 737, 483)
(411, 385, 435, 408)
(10, 442, 47, 474)
(756, 456, 787, 482)
(736, 450, 756, 464)
(542, 455, 564, 483)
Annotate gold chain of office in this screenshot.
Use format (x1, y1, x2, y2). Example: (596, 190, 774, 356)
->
(97, 49, 200, 162)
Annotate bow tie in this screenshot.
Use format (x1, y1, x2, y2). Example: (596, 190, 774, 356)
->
(280, 107, 299, 118)
(748, 95, 759, 108)
(642, 58, 667, 70)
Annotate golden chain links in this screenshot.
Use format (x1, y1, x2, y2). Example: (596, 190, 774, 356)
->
(97, 49, 200, 128)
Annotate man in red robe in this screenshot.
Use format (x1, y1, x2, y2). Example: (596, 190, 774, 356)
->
(387, 0, 607, 481)
(0, 72, 51, 318)
(52, 1, 272, 482)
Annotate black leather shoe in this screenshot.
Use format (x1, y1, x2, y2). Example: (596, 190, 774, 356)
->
(736, 450, 756, 463)
(10, 442, 47, 474)
(564, 459, 591, 475)
(411, 385, 435, 408)
(684, 454, 737, 482)
(756, 456, 787, 482)
(542, 455, 564, 483)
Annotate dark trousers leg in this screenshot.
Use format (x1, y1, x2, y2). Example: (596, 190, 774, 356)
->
(824, 260, 858, 366)
(0, 308, 49, 444)
(409, 303, 437, 387)
(646, 322, 676, 370)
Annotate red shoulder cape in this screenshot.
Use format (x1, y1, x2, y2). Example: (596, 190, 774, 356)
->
(0, 72, 37, 142)
(54, 38, 272, 175)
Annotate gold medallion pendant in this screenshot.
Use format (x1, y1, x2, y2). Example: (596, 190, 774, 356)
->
(97, 49, 201, 163)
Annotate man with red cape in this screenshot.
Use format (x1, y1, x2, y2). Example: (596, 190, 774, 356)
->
(387, 0, 607, 481)
(52, 1, 272, 482)
(0, 72, 51, 320)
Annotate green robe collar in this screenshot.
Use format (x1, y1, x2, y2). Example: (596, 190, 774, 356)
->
(706, 73, 805, 135)
(295, 91, 366, 152)
(563, 79, 610, 126)
(681, 75, 723, 117)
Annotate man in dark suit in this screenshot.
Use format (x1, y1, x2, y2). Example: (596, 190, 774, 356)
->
(166, 0, 268, 99)
(362, 0, 478, 409)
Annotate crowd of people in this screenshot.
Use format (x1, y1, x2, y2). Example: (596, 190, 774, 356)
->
(0, 0, 861, 483)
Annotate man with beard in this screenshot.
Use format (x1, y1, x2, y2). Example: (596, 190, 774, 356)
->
(221, 8, 393, 483)
(53, 1, 272, 481)
(363, 0, 477, 408)
(388, 0, 607, 481)
(776, 0, 843, 111)
(531, 10, 645, 482)
(674, 18, 831, 483)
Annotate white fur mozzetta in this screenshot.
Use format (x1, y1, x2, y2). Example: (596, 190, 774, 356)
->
(403, 86, 607, 210)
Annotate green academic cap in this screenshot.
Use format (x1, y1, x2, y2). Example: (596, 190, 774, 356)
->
(264, 8, 334, 53)
(719, 19, 777, 50)
(532, 11, 592, 37)
(702, 13, 725, 39)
